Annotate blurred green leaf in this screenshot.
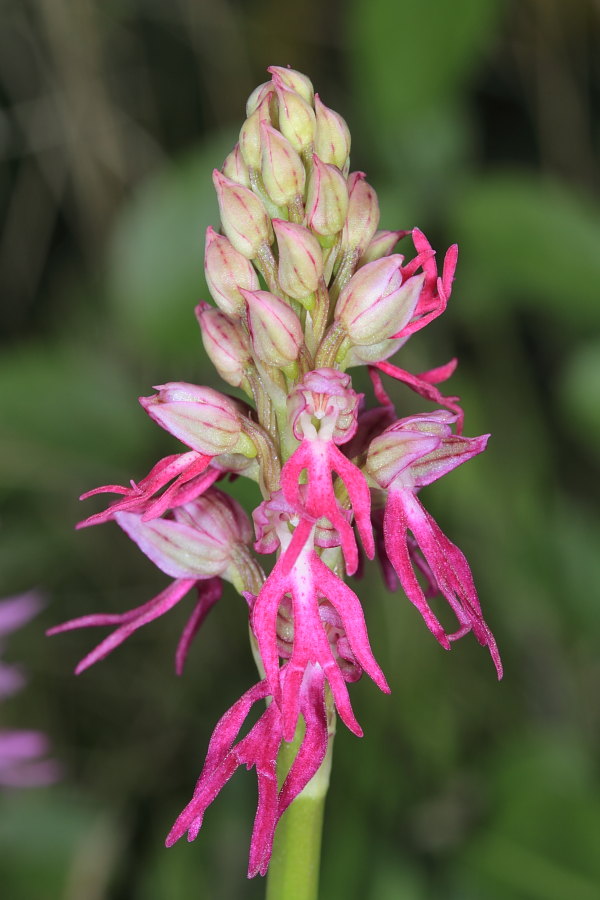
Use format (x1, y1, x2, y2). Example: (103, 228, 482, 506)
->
(450, 174, 600, 325)
(458, 735, 600, 900)
(0, 342, 148, 489)
(106, 133, 236, 361)
(347, 0, 501, 125)
(558, 340, 600, 451)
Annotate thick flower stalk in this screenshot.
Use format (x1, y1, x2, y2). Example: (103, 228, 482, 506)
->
(50, 66, 501, 890)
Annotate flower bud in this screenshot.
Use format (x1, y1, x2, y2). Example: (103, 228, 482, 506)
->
(358, 230, 407, 267)
(336, 256, 424, 346)
(212, 170, 272, 259)
(241, 288, 303, 368)
(275, 84, 316, 154)
(367, 412, 489, 490)
(287, 368, 359, 443)
(305, 154, 348, 237)
(204, 226, 259, 316)
(314, 94, 351, 169)
(272, 218, 323, 299)
(114, 510, 233, 579)
(246, 80, 275, 116)
(196, 304, 251, 387)
(222, 143, 250, 188)
(239, 97, 271, 170)
(174, 488, 253, 546)
(343, 336, 406, 367)
(342, 172, 380, 256)
(260, 122, 305, 206)
(140, 383, 253, 456)
(268, 65, 314, 104)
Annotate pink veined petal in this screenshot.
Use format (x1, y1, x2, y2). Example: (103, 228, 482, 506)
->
(285, 595, 360, 739)
(239, 707, 281, 877)
(281, 439, 374, 576)
(278, 516, 315, 576)
(47, 578, 197, 674)
(252, 548, 367, 739)
(278, 666, 328, 817)
(441, 243, 459, 297)
(311, 557, 389, 696)
(326, 444, 375, 560)
(417, 357, 458, 385)
(166, 754, 240, 847)
(166, 677, 280, 876)
(194, 681, 271, 798)
(385, 490, 503, 678)
(251, 573, 288, 709)
(77, 452, 214, 528)
(383, 491, 451, 649)
(141, 460, 219, 521)
(175, 578, 222, 676)
(281, 441, 359, 574)
(372, 360, 464, 433)
(392, 286, 447, 340)
(282, 571, 329, 739)
(392, 232, 458, 340)
(368, 366, 394, 408)
(417, 504, 503, 678)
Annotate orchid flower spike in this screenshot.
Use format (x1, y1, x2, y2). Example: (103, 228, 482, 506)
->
(53, 66, 501, 880)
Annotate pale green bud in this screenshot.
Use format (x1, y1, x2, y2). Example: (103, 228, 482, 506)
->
(314, 93, 351, 169)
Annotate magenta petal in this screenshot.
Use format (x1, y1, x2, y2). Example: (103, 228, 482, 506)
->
(77, 452, 214, 528)
(312, 558, 389, 695)
(278, 666, 328, 817)
(141, 459, 218, 521)
(374, 360, 464, 433)
(281, 440, 369, 575)
(175, 579, 222, 675)
(251, 574, 287, 708)
(327, 444, 375, 560)
(417, 357, 458, 385)
(48, 578, 197, 673)
(383, 492, 451, 649)
(385, 489, 502, 677)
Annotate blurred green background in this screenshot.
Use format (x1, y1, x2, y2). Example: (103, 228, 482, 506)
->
(1, 0, 599, 897)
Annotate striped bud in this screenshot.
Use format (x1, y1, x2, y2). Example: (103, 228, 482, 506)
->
(275, 84, 316, 154)
(204, 226, 259, 316)
(246, 80, 275, 116)
(314, 94, 351, 169)
(212, 170, 272, 259)
(174, 488, 253, 547)
(115, 507, 233, 580)
(241, 288, 303, 368)
(196, 304, 250, 387)
(366, 412, 488, 490)
(336, 256, 424, 346)
(239, 97, 271, 170)
(222, 144, 250, 188)
(268, 66, 314, 104)
(260, 122, 305, 206)
(358, 230, 407, 267)
(272, 219, 323, 300)
(305, 154, 348, 237)
(342, 172, 380, 256)
(140, 383, 252, 456)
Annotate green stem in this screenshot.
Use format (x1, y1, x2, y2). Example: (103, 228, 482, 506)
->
(266, 722, 334, 900)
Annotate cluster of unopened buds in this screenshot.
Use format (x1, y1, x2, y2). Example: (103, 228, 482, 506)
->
(50, 66, 502, 878)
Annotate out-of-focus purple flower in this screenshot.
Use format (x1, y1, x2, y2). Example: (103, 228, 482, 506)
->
(0, 592, 61, 787)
